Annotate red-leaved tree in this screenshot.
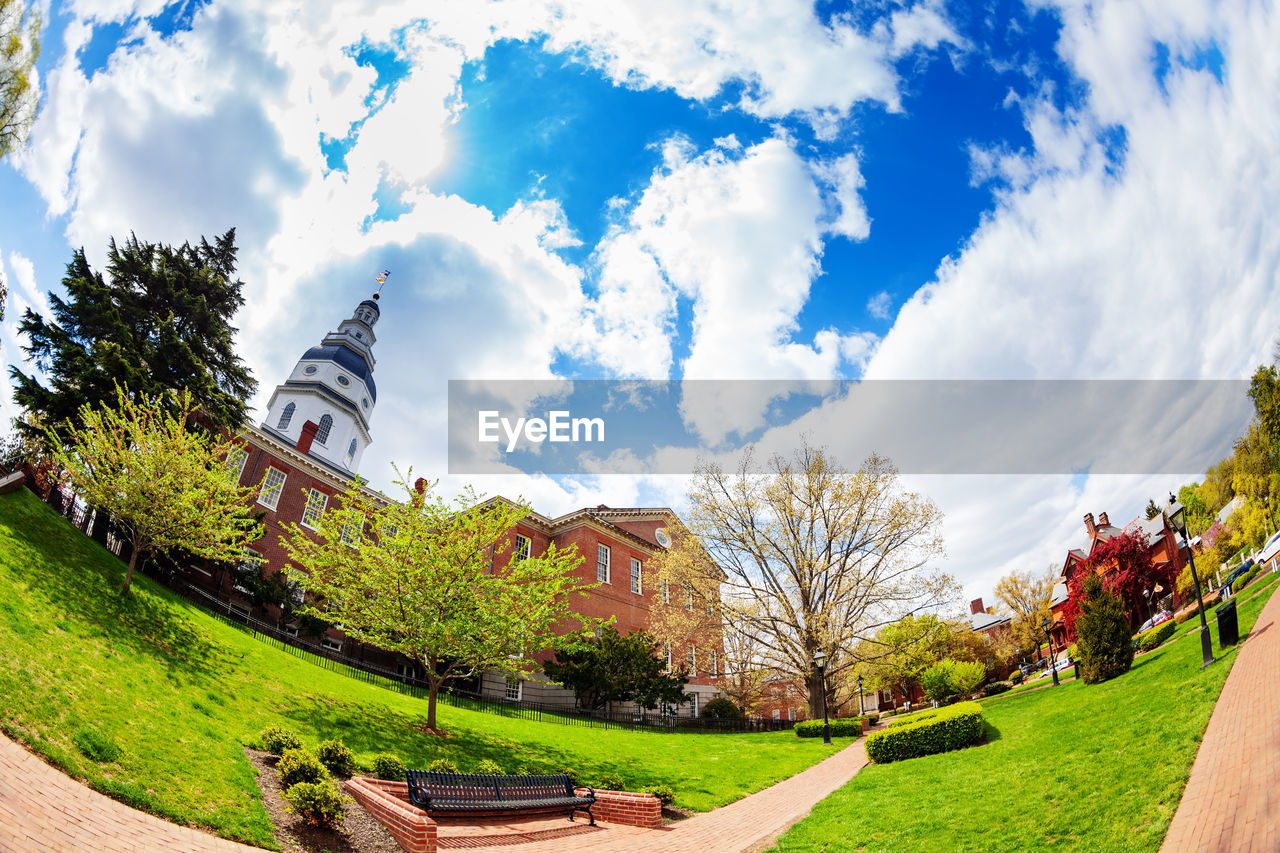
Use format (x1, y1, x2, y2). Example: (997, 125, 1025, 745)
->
(1062, 532, 1177, 637)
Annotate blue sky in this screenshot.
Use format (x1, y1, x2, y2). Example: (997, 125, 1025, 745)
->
(3, 0, 1278, 602)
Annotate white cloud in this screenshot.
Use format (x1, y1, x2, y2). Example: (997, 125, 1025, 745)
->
(866, 290, 892, 321)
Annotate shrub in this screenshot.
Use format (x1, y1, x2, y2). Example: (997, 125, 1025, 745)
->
(861, 713, 880, 726)
(473, 759, 505, 776)
(1066, 643, 1079, 661)
(278, 748, 329, 788)
(371, 753, 406, 781)
(921, 659, 957, 703)
(74, 729, 121, 763)
(557, 766, 581, 782)
(794, 718, 862, 738)
(595, 773, 627, 790)
(1137, 620, 1176, 652)
(887, 710, 939, 728)
(1075, 573, 1134, 684)
(427, 758, 459, 774)
(283, 781, 346, 828)
(315, 740, 357, 777)
(864, 701, 985, 763)
(1009, 670, 1023, 685)
(259, 725, 303, 756)
(701, 697, 744, 719)
(981, 680, 1012, 697)
(639, 784, 675, 805)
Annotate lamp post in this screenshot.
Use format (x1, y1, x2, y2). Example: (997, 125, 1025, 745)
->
(814, 650, 832, 745)
(856, 674, 865, 719)
(1168, 494, 1216, 668)
(1143, 587, 1152, 624)
(1041, 616, 1059, 686)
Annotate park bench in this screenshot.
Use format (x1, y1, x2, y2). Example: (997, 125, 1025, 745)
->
(405, 771, 597, 825)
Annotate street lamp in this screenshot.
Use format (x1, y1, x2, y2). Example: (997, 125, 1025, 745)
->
(814, 650, 832, 745)
(1041, 616, 1059, 686)
(1168, 494, 1216, 668)
(856, 674, 865, 719)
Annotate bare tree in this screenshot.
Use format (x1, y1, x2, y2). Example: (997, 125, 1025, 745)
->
(993, 566, 1058, 660)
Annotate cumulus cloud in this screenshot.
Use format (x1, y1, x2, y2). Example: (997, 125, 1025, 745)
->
(866, 290, 893, 321)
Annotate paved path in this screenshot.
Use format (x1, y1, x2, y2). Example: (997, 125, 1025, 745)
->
(1160, 582, 1280, 853)
(0, 734, 260, 852)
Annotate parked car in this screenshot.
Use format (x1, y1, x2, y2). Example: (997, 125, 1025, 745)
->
(1051, 658, 1073, 674)
(1257, 530, 1280, 565)
(1139, 611, 1173, 632)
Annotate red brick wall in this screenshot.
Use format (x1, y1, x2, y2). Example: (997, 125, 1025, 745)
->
(344, 778, 437, 853)
(583, 788, 662, 827)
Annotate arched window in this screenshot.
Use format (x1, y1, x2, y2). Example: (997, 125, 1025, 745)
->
(277, 402, 295, 430)
(347, 438, 357, 458)
(316, 414, 333, 445)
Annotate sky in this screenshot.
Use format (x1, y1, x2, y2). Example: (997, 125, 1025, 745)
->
(2, 0, 1278, 609)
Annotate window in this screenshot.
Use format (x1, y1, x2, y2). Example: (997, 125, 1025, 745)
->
(709, 649, 718, 677)
(597, 544, 610, 583)
(515, 535, 531, 561)
(772, 709, 781, 721)
(316, 414, 333, 445)
(687, 646, 697, 673)
(303, 365, 317, 375)
(340, 522, 357, 547)
(225, 446, 248, 483)
(397, 663, 415, 679)
(321, 636, 343, 652)
(664, 642, 672, 672)
(234, 549, 261, 594)
(301, 489, 328, 530)
(789, 707, 796, 721)
(630, 558, 642, 594)
(258, 467, 287, 510)
(277, 402, 295, 430)
(335, 375, 350, 387)
(347, 438, 357, 458)
(505, 677, 523, 702)
(691, 694, 700, 717)
(660, 580, 670, 605)
(684, 582, 694, 612)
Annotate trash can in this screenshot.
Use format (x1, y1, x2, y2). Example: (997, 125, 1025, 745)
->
(1216, 598, 1239, 647)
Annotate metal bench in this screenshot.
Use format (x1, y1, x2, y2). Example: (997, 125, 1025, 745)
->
(405, 771, 597, 825)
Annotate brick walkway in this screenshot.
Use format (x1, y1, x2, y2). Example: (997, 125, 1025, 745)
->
(0, 734, 260, 852)
(1160, 583, 1280, 853)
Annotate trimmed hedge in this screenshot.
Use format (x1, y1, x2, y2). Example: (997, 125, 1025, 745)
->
(886, 709, 938, 728)
(981, 680, 1012, 697)
(1136, 620, 1176, 652)
(865, 702, 985, 763)
(1009, 670, 1023, 685)
(283, 781, 345, 828)
(794, 718, 862, 738)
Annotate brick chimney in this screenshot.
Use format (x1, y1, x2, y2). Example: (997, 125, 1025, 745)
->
(1098, 511, 1110, 528)
(970, 597, 985, 615)
(296, 420, 319, 455)
(1084, 512, 1096, 537)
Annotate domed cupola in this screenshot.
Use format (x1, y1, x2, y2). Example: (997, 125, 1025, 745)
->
(262, 285, 385, 475)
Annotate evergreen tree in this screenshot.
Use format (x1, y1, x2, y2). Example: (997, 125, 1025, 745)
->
(543, 626, 690, 712)
(11, 230, 256, 441)
(1074, 573, 1134, 684)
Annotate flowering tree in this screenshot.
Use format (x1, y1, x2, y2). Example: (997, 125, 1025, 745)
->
(1063, 531, 1176, 636)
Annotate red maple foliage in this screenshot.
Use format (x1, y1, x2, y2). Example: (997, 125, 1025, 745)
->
(1062, 531, 1177, 638)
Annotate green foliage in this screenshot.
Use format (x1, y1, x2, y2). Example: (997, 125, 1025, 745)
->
(315, 739, 357, 777)
(981, 681, 1012, 697)
(860, 713, 880, 726)
(1136, 621, 1176, 652)
(856, 613, 952, 703)
(371, 753, 406, 781)
(1008, 669, 1023, 684)
(886, 709, 939, 728)
(282, 781, 345, 828)
(0, 0, 42, 161)
(1075, 574, 1134, 684)
(1066, 643, 1078, 660)
(11, 230, 256, 439)
(277, 748, 329, 788)
(258, 725, 303, 756)
(595, 773, 626, 790)
(701, 696, 744, 719)
(73, 728, 121, 763)
(427, 758, 459, 774)
(794, 718, 862, 738)
(921, 658, 986, 702)
(639, 784, 676, 806)
(543, 625, 689, 712)
(864, 702, 985, 763)
(472, 759, 504, 775)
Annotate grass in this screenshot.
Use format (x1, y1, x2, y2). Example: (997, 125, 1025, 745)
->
(772, 570, 1280, 853)
(0, 490, 832, 847)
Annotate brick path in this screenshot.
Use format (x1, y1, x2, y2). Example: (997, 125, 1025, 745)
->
(0, 734, 260, 852)
(1159, 582, 1280, 853)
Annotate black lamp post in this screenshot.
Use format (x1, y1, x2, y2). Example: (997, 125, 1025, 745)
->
(856, 674, 865, 719)
(1041, 616, 1059, 686)
(1143, 587, 1152, 624)
(814, 650, 832, 745)
(1168, 494, 1216, 668)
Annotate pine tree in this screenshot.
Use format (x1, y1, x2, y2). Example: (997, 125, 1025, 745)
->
(1074, 572, 1134, 684)
(11, 230, 256, 441)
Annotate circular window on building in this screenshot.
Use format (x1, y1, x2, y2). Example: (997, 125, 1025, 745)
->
(303, 365, 318, 375)
(336, 375, 350, 387)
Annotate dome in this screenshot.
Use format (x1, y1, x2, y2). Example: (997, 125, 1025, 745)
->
(301, 344, 377, 401)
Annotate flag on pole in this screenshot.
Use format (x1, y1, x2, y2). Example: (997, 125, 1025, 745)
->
(375, 270, 390, 284)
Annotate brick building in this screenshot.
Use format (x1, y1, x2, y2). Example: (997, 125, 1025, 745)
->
(182, 286, 722, 716)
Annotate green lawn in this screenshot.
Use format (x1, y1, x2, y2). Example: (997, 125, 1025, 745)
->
(0, 490, 830, 847)
(772, 571, 1280, 852)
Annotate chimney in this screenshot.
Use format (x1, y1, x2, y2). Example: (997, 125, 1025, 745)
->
(970, 597, 985, 615)
(1098, 511, 1110, 528)
(296, 420, 319, 455)
(1084, 512, 1096, 537)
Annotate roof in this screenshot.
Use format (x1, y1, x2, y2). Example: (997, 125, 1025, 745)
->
(301, 344, 377, 401)
(1217, 495, 1245, 524)
(971, 610, 1010, 632)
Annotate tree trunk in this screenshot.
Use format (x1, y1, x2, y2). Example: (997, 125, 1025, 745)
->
(123, 546, 141, 592)
(426, 678, 440, 730)
(808, 668, 824, 719)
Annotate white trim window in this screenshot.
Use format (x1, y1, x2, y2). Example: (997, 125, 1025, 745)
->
(505, 676, 523, 702)
(225, 446, 249, 484)
(660, 580, 670, 605)
(233, 548, 260, 594)
(684, 582, 694, 612)
(692, 694, 700, 717)
(316, 413, 333, 445)
(772, 709, 781, 721)
(630, 557, 642, 594)
(258, 467, 287, 510)
(687, 646, 697, 674)
(301, 489, 328, 530)
(789, 707, 796, 721)
(709, 649, 718, 677)
(597, 544, 610, 584)
(664, 642, 672, 672)
(277, 402, 295, 430)
(515, 534, 531, 561)
(321, 636, 343, 652)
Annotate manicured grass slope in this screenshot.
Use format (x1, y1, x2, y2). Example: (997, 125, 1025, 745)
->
(0, 490, 829, 846)
(773, 572, 1280, 853)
